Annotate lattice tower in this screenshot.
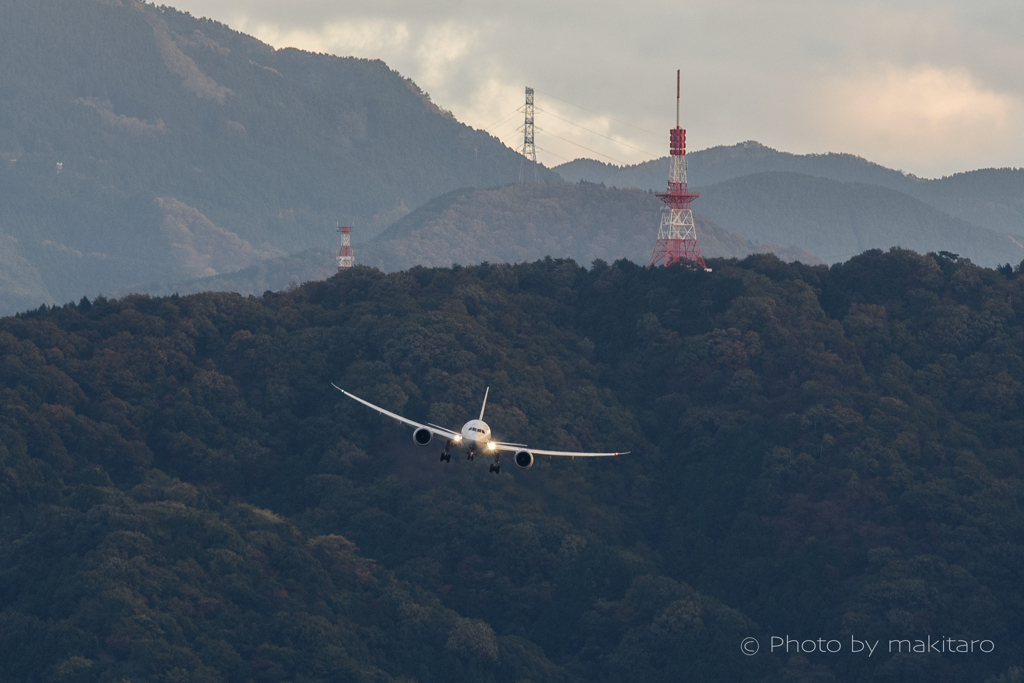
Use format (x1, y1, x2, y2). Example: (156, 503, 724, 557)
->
(648, 71, 710, 271)
(337, 225, 354, 271)
(523, 86, 536, 163)
(519, 86, 538, 183)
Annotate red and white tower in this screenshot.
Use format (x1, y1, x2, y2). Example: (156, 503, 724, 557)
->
(648, 70, 710, 271)
(337, 225, 354, 271)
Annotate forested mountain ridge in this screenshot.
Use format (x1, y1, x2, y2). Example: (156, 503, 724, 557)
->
(0, 0, 552, 314)
(133, 182, 821, 298)
(555, 142, 1024, 237)
(2, 250, 1023, 682)
(358, 183, 820, 271)
(555, 141, 916, 190)
(694, 172, 1024, 265)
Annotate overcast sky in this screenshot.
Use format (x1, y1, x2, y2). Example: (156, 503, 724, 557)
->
(173, 0, 1023, 178)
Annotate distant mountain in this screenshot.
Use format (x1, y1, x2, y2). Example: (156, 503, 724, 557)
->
(138, 247, 337, 298)
(554, 142, 1024, 236)
(694, 172, 1024, 266)
(0, 226, 50, 312)
(912, 168, 1024, 236)
(359, 183, 820, 270)
(137, 182, 820, 297)
(0, 0, 553, 314)
(555, 142, 913, 190)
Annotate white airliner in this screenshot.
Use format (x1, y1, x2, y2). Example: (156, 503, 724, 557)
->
(332, 384, 628, 473)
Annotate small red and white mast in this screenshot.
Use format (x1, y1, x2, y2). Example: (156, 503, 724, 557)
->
(337, 225, 354, 271)
(648, 70, 709, 271)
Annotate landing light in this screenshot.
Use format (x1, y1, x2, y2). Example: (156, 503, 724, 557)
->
(454, 435, 462, 442)
(487, 442, 496, 450)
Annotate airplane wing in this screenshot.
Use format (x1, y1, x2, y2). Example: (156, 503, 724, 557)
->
(332, 384, 460, 440)
(492, 441, 627, 457)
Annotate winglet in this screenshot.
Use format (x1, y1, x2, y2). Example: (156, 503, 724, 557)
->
(479, 386, 490, 421)
(331, 383, 344, 393)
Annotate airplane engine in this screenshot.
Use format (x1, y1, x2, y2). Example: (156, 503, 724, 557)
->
(514, 450, 534, 470)
(413, 427, 432, 446)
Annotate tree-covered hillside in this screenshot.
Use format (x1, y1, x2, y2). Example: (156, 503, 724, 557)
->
(358, 183, 819, 271)
(555, 142, 1024, 237)
(137, 247, 338, 299)
(914, 168, 1024, 236)
(694, 172, 1024, 266)
(133, 182, 820, 298)
(2, 250, 1023, 682)
(0, 0, 553, 314)
(555, 141, 914, 191)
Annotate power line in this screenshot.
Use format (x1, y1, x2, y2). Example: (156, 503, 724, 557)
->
(534, 89, 660, 136)
(535, 126, 629, 165)
(535, 145, 571, 164)
(486, 116, 522, 136)
(489, 117, 522, 138)
(536, 107, 660, 159)
(500, 125, 524, 146)
(483, 107, 523, 133)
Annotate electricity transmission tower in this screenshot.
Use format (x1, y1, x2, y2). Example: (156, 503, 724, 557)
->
(519, 86, 538, 182)
(523, 86, 536, 163)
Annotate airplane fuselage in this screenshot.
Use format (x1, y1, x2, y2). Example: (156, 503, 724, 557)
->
(459, 419, 492, 451)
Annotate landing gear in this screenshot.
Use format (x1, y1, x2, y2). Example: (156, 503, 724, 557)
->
(489, 463, 501, 474)
(467, 451, 475, 461)
(440, 442, 452, 462)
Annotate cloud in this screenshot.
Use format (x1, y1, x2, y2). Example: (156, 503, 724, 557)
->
(229, 17, 411, 56)
(414, 23, 478, 86)
(169, 0, 1024, 176)
(819, 65, 1018, 168)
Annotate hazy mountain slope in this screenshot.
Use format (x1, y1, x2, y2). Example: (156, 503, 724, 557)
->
(138, 247, 336, 298)
(358, 183, 820, 271)
(555, 142, 1024, 236)
(136, 182, 820, 297)
(693, 172, 1024, 265)
(0, 0, 553, 314)
(556, 141, 914, 190)
(553, 158, 622, 185)
(911, 168, 1024, 236)
(0, 226, 51, 310)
